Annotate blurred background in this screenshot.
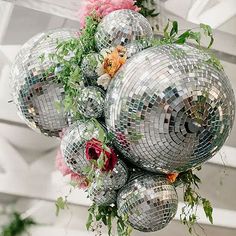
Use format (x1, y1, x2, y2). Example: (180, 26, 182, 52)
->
(0, 0, 235, 235)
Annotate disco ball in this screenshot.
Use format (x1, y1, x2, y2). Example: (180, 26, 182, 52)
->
(95, 9, 153, 51)
(117, 173, 178, 232)
(81, 52, 103, 79)
(105, 44, 235, 173)
(61, 120, 102, 174)
(96, 159, 128, 190)
(10, 29, 79, 137)
(77, 86, 105, 118)
(89, 182, 117, 206)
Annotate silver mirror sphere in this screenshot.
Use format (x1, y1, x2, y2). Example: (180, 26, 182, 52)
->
(95, 9, 153, 51)
(61, 120, 102, 174)
(10, 29, 79, 137)
(117, 173, 178, 232)
(77, 86, 105, 118)
(105, 44, 235, 173)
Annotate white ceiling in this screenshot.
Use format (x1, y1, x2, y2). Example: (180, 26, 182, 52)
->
(0, 0, 236, 235)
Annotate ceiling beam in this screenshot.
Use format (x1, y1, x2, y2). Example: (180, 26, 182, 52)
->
(0, 137, 29, 171)
(2, 0, 83, 22)
(0, 170, 91, 206)
(188, 0, 236, 29)
(0, 1, 14, 44)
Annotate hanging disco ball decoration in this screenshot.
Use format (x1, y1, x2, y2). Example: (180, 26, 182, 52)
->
(61, 120, 103, 174)
(117, 173, 178, 232)
(10, 29, 79, 137)
(81, 52, 103, 79)
(77, 86, 105, 118)
(89, 182, 117, 206)
(95, 9, 153, 51)
(96, 159, 129, 190)
(105, 44, 235, 173)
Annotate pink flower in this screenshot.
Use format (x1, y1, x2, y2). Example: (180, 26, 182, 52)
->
(56, 149, 72, 176)
(55, 147, 89, 189)
(79, 0, 140, 28)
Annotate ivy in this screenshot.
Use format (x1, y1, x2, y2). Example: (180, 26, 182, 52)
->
(135, 0, 159, 18)
(177, 168, 213, 234)
(152, 20, 223, 71)
(44, 15, 99, 118)
(86, 204, 132, 236)
(0, 212, 36, 236)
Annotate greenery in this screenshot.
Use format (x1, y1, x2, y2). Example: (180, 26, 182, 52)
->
(135, 0, 159, 18)
(0, 212, 36, 236)
(45, 15, 99, 117)
(87, 204, 132, 236)
(151, 20, 223, 71)
(177, 168, 213, 235)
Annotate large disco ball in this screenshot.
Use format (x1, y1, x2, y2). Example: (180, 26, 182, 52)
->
(105, 44, 235, 173)
(61, 120, 102, 174)
(117, 173, 178, 232)
(10, 29, 79, 137)
(95, 9, 153, 51)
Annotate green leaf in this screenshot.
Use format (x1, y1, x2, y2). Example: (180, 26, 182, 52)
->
(108, 214, 112, 236)
(170, 21, 178, 37)
(202, 198, 213, 224)
(200, 23, 214, 48)
(163, 20, 170, 39)
(92, 118, 106, 142)
(55, 197, 68, 216)
(174, 30, 190, 44)
(97, 152, 105, 169)
(39, 53, 45, 63)
(189, 31, 201, 45)
(86, 213, 93, 230)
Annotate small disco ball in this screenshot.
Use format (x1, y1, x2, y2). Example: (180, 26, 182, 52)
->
(105, 44, 235, 173)
(78, 86, 105, 118)
(117, 173, 178, 232)
(61, 120, 102, 174)
(10, 29, 79, 137)
(89, 182, 117, 206)
(95, 9, 153, 51)
(96, 159, 128, 190)
(81, 53, 103, 79)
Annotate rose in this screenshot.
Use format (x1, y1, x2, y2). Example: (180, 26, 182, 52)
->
(86, 138, 118, 172)
(103, 46, 127, 77)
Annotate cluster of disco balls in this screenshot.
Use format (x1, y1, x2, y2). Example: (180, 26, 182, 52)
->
(10, 9, 235, 233)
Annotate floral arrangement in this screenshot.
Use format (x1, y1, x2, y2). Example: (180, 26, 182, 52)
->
(51, 0, 226, 235)
(10, 0, 233, 236)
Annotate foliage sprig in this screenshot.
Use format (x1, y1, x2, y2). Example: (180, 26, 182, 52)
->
(45, 15, 99, 117)
(135, 0, 159, 18)
(87, 204, 132, 236)
(0, 212, 36, 236)
(152, 20, 223, 71)
(177, 168, 213, 235)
